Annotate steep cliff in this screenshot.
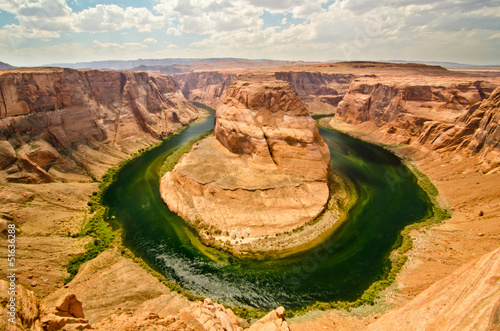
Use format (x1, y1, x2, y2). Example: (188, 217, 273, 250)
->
(418, 87, 500, 172)
(175, 70, 356, 115)
(335, 78, 499, 142)
(160, 80, 335, 255)
(275, 71, 355, 113)
(174, 71, 237, 107)
(0, 68, 202, 182)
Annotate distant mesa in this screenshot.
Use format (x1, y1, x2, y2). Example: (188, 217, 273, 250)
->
(0, 61, 15, 70)
(160, 80, 336, 255)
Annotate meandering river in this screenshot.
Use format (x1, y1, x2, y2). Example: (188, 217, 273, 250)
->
(103, 112, 432, 309)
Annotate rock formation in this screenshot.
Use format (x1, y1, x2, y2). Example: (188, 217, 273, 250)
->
(367, 247, 500, 330)
(275, 71, 355, 112)
(418, 87, 500, 172)
(0, 67, 202, 182)
(175, 71, 237, 107)
(335, 76, 499, 147)
(0, 279, 39, 330)
(161, 80, 332, 253)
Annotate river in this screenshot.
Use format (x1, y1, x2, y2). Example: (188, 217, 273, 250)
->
(103, 111, 432, 310)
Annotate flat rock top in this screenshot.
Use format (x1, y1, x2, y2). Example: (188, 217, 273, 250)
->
(179, 136, 304, 190)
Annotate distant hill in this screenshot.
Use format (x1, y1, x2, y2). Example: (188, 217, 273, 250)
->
(48, 58, 303, 71)
(386, 60, 500, 70)
(0, 61, 15, 70)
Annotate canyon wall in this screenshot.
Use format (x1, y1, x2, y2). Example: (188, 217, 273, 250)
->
(418, 87, 500, 172)
(174, 70, 357, 114)
(0, 68, 202, 182)
(335, 78, 499, 158)
(174, 71, 237, 107)
(274, 71, 355, 112)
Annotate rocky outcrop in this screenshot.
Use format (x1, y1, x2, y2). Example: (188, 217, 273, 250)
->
(275, 71, 355, 113)
(174, 71, 237, 107)
(0, 68, 202, 182)
(214, 80, 330, 180)
(161, 80, 333, 254)
(248, 306, 289, 331)
(0, 279, 40, 330)
(416, 87, 500, 172)
(0, 140, 16, 169)
(335, 78, 499, 145)
(367, 247, 500, 331)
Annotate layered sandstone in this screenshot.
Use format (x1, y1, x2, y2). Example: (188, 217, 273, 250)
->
(275, 71, 355, 112)
(175, 71, 237, 107)
(418, 87, 500, 172)
(161, 80, 334, 253)
(0, 67, 202, 182)
(335, 75, 499, 146)
(367, 247, 500, 331)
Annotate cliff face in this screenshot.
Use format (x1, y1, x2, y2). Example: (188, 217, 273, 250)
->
(335, 79, 499, 145)
(174, 71, 236, 107)
(418, 87, 500, 172)
(274, 71, 355, 110)
(0, 68, 202, 182)
(367, 247, 500, 331)
(160, 80, 332, 250)
(214, 80, 331, 180)
(174, 70, 357, 115)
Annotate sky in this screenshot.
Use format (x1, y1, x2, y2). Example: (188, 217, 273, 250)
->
(0, 0, 499, 67)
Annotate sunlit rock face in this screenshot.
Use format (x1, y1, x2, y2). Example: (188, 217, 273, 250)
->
(0, 68, 202, 181)
(161, 80, 331, 238)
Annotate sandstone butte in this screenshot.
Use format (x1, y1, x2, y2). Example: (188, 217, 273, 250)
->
(160, 80, 337, 255)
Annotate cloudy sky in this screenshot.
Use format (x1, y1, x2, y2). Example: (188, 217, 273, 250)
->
(1, 0, 499, 66)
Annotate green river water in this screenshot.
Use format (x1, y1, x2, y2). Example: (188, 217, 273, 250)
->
(103, 112, 432, 310)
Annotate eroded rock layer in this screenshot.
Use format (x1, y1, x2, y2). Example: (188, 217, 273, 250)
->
(161, 80, 331, 241)
(0, 67, 202, 182)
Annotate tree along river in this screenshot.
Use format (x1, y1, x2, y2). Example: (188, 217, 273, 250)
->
(103, 112, 432, 310)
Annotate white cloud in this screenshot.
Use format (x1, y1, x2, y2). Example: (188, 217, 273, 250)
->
(166, 27, 181, 35)
(155, 0, 263, 34)
(0, 1, 166, 39)
(72, 5, 164, 32)
(143, 38, 158, 45)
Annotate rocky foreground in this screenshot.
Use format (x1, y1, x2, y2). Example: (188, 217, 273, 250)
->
(160, 80, 339, 255)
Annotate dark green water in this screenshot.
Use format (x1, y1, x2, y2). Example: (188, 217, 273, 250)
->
(103, 113, 432, 309)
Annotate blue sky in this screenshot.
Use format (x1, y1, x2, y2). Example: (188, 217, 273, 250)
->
(0, 0, 499, 66)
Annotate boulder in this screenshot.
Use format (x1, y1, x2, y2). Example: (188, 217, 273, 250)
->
(0, 140, 16, 169)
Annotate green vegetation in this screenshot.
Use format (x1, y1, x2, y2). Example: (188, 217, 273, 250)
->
(159, 130, 212, 176)
(65, 125, 199, 284)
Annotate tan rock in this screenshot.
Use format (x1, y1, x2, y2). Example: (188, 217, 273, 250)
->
(0, 140, 16, 169)
(40, 313, 89, 331)
(0, 68, 202, 181)
(161, 80, 331, 245)
(18, 139, 61, 171)
(275, 306, 285, 318)
(55, 294, 84, 319)
(367, 248, 500, 331)
(0, 280, 39, 329)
